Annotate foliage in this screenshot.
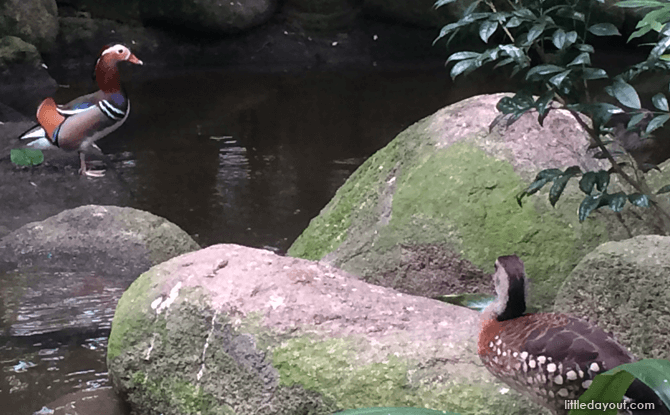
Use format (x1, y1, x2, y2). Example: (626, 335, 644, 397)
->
(618, 0, 670, 44)
(516, 165, 658, 221)
(568, 359, 670, 414)
(10, 148, 44, 167)
(435, 0, 670, 225)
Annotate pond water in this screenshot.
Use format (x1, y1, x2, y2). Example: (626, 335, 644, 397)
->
(2, 67, 511, 414)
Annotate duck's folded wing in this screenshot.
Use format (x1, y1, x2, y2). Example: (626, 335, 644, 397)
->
(56, 103, 124, 152)
(57, 90, 105, 115)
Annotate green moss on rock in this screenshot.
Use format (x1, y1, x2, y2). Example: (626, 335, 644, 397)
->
(272, 335, 547, 414)
(0, 36, 41, 68)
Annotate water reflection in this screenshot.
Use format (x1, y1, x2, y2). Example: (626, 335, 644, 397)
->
(1, 335, 109, 414)
(99, 68, 507, 250)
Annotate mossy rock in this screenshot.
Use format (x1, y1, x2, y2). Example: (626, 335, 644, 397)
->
(553, 235, 670, 360)
(288, 93, 668, 311)
(108, 243, 549, 414)
(0, 36, 41, 69)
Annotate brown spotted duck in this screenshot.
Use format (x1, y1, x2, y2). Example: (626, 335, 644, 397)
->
(479, 255, 669, 415)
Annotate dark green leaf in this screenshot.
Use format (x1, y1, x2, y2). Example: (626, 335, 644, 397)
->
(570, 369, 635, 415)
(524, 178, 551, 196)
(657, 184, 670, 194)
(493, 57, 515, 69)
(535, 91, 554, 116)
(627, 112, 647, 129)
(612, 80, 641, 109)
(450, 59, 479, 79)
(653, 93, 669, 111)
(564, 166, 582, 176)
(535, 168, 564, 181)
(435, 22, 464, 44)
(556, 8, 584, 21)
(553, 29, 567, 50)
(582, 68, 608, 80)
(549, 169, 579, 207)
(463, 0, 480, 15)
(606, 192, 627, 212)
(616, 1, 665, 8)
(579, 172, 597, 194)
(646, 114, 670, 133)
(513, 8, 536, 20)
(566, 31, 578, 43)
(628, 193, 650, 207)
(579, 194, 606, 222)
(549, 70, 571, 87)
(605, 360, 670, 410)
(526, 64, 565, 79)
(10, 148, 44, 167)
(594, 170, 609, 191)
(588, 23, 621, 36)
(568, 52, 591, 66)
(480, 20, 498, 43)
(500, 45, 526, 64)
(447, 51, 481, 63)
(506, 16, 522, 28)
(462, 13, 492, 23)
(434, 0, 459, 8)
(526, 23, 546, 44)
(497, 97, 517, 114)
(629, 24, 655, 41)
(649, 35, 670, 60)
(574, 44, 595, 53)
(586, 103, 624, 126)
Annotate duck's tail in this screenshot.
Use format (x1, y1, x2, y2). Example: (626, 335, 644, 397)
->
(18, 98, 64, 149)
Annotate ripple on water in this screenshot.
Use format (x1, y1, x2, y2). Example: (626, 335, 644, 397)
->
(1, 335, 111, 414)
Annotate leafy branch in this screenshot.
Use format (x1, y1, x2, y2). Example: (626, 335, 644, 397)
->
(435, 0, 670, 231)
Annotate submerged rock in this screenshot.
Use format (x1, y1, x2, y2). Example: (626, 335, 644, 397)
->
(0, 205, 200, 337)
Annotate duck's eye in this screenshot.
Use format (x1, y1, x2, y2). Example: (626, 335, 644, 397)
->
(118, 49, 123, 54)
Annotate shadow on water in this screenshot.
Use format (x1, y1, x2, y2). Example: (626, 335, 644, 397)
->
(3, 67, 511, 414)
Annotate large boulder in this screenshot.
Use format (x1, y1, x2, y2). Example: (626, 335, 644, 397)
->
(0, 0, 58, 52)
(288, 93, 670, 310)
(553, 235, 670, 361)
(107, 243, 547, 414)
(0, 205, 200, 336)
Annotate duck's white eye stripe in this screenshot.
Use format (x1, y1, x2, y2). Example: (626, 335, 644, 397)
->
(102, 44, 127, 56)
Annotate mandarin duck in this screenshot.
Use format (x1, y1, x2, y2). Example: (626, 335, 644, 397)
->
(19, 44, 142, 177)
(478, 255, 669, 415)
